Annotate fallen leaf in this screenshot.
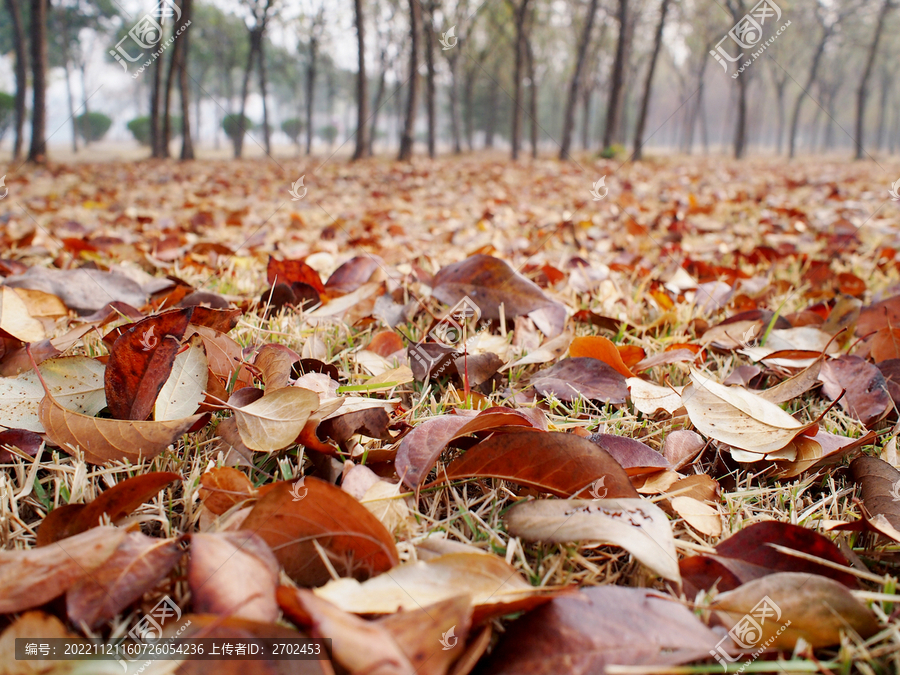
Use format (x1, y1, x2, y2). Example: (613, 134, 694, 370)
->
(37, 471, 180, 545)
(531, 357, 628, 404)
(240, 478, 399, 586)
(0, 285, 45, 342)
(711, 572, 878, 648)
(230, 386, 320, 452)
(819, 355, 893, 426)
(506, 498, 680, 582)
(569, 335, 637, 378)
(670, 496, 722, 536)
(325, 255, 382, 294)
(189, 531, 279, 622)
(154, 335, 208, 421)
(586, 433, 671, 475)
(0, 428, 42, 461)
(850, 456, 900, 533)
(66, 532, 183, 628)
(773, 429, 874, 479)
(0, 356, 106, 433)
(254, 343, 299, 391)
(313, 552, 553, 622)
(105, 307, 194, 420)
(627, 377, 684, 415)
(445, 430, 638, 498)
(0, 526, 125, 613)
(683, 369, 813, 454)
(267, 256, 326, 295)
(199, 467, 256, 515)
(482, 586, 720, 675)
(4, 266, 153, 313)
(662, 430, 706, 470)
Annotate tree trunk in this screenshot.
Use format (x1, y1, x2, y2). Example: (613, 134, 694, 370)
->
(398, 0, 421, 161)
(774, 78, 786, 154)
(632, 0, 670, 161)
(27, 0, 48, 162)
(258, 34, 271, 155)
(4, 0, 27, 162)
(559, 0, 598, 160)
(179, 0, 194, 160)
(64, 63, 79, 153)
(485, 70, 497, 148)
(449, 54, 462, 153)
(150, 40, 166, 158)
(306, 38, 317, 156)
(368, 54, 387, 155)
(464, 65, 476, 150)
(788, 26, 830, 158)
(236, 30, 258, 158)
(423, 4, 437, 158)
(876, 70, 891, 151)
(602, 0, 628, 151)
(509, 0, 531, 160)
(855, 0, 892, 160)
(352, 0, 369, 160)
(526, 41, 537, 158)
(734, 70, 747, 158)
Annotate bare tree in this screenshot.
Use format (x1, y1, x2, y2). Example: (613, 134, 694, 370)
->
(398, 0, 421, 161)
(4, 0, 27, 161)
(235, 0, 276, 158)
(506, 0, 532, 160)
(303, 6, 326, 156)
(163, 0, 194, 159)
(602, 0, 628, 152)
(28, 0, 49, 162)
(178, 0, 194, 159)
(526, 37, 538, 158)
(442, 0, 470, 154)
(632, 0, 671, 160)
(854, 0, 893, 160)
(723, 0, 748, 158)
(423, 0, 439, 158)
(559, 0, 599, 160)
(352, 0, 369, 159)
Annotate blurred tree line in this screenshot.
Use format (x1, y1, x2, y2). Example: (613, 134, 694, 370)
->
(2, 0, 898, 163)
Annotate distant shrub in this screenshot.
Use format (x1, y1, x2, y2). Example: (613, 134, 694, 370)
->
(127, 116, 182, 145)
(282, 118, 304, 145)
(76, 112, 113, 143)
(222, 114, 252, 143)
(318, 124, 338, 145)
(599, 143, 625, 159)
(0, 92, 14, 143)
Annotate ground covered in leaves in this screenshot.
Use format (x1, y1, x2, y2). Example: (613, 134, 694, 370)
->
(3, 154, 900, 674)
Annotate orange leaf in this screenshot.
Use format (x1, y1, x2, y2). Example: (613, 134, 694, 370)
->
(569, 336, 635, 378)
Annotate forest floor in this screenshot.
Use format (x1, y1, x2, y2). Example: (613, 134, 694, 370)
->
(2, 153, 900, 674)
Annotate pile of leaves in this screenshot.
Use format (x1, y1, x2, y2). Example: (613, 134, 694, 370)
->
(2, 156, 900, 673)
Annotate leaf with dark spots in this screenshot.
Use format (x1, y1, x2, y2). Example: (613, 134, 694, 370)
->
(531, 357, 628, 404)
(37, 471, 180, 545)
(445, 430, 638, 498)
(0, 428, 42, 462)
(66, 532, 183, 628)
(431, 254, 566, 336)
(396, 409, 542, 488)
(325, 255, 382, 294)
(587, 433, 670, 475)
(267, 256, 326, 295)
(818, 355, 893, 426)
(240, 478, 399, 587)
(105, 307, 194, 420)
